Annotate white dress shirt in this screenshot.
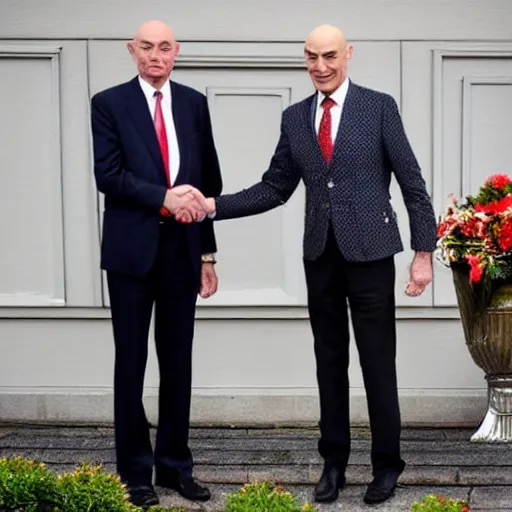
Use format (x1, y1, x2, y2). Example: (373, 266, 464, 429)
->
(314, 78, 350, 143)
(138, 76, 180, 186)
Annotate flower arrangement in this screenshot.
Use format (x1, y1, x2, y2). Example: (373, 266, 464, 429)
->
(437, 174, 512, 284)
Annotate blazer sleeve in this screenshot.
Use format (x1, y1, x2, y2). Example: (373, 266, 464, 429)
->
(214, 114, 301, 220)
(198, 95, 223, 254)
(91, 93, 167, 211)
(382, 94, 437, 252)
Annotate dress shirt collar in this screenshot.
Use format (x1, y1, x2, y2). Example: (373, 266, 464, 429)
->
(317, 77, 350, 107)
(138, 76, 172, 105)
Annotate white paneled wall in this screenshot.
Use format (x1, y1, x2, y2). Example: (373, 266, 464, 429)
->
(0, 0, 511, 424)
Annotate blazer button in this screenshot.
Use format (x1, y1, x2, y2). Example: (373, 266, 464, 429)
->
(327, 180, 334, 189)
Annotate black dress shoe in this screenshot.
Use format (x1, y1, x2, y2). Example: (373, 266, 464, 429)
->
(314, 465, 346, 503)
(126, 484, 159, 508)
(363, 470, 401, 504)
(156, 473, 211, 502)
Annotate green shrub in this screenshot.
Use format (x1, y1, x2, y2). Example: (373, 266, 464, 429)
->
(0, 456, 60, 512)
(55, 464, 138, 512)
(1, 457, 321, 512)
(225, 481, 316, 512)
(411, 493, 470, 512)
(147, 509, 184, 512)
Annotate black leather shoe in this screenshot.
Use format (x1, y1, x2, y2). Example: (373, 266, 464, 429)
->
(156, 473, 211, 502)
(314, 465, 346, 503)
(126, 484, 159, 508)
(363, 470, 401, 504)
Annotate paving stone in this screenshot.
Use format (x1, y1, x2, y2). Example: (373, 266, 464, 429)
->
(470, 486, 512, 510)
(0, 426, 107, 438)
(247, 465, 316, 484)
(443, 428, 479, 441)
(400, 465, 460, 485)
(459, 466, 512, 486)
(190, 437, 317, 451)
(399, 428, 448, 441)
(0, 433, 115, 450)
(0, 428, 13, 439)
(195, 465, 248, 484)
(0, 448, 116, 465)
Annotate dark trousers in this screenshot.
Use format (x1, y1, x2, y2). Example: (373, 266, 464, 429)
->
(304, 227, 404, 475)
(106, 221, 200, 486)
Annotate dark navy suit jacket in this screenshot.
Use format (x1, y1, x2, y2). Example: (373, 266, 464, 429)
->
(215, 81, 436, 262)
(91, 77, 223, 276)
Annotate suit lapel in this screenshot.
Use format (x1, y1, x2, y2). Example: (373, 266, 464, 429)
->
(306, 94, 329, 170)
(124, 77, 165, 175)
(331, 82, 360, 163)
(170, 81, 189, 184)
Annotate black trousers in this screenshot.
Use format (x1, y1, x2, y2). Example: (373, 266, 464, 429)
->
(304, 227, 405, 475)
(107, 220, 200, 486)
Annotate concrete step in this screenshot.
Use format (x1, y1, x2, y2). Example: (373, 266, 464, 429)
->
(153, 484, 510, 512)
(1, 425, 511, 510)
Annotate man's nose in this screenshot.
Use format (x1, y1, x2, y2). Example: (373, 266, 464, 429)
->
(315, 58, 327, 72)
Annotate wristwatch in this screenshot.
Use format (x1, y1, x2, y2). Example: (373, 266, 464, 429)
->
(201, 253, 217, 264)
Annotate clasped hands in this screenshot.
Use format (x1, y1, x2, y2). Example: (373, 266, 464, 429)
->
(163, 185, 215, 223)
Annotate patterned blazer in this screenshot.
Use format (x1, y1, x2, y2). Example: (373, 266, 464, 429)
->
(215, 81, 437, 262)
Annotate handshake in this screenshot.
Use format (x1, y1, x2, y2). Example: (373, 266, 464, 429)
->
(163, 185, 216, 223)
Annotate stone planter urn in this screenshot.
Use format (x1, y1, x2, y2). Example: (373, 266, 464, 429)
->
(452, 266, 512, 442)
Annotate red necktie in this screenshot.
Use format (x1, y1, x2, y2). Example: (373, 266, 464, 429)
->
(154, 91, 172, 217)
(318, 96, 336, 163)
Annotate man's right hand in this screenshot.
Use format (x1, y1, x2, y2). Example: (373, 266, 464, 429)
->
(163, 185, 209, 223)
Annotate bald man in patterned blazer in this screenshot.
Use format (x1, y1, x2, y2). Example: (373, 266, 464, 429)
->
(195, 25, 437, 506)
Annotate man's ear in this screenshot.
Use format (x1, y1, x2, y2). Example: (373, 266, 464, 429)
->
(127, 39, 136, 57)
(174, 41, 181, 57)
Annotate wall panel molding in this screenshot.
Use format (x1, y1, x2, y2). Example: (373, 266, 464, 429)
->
(0, 44, 65, 307)
(461, 76, 512, 197)
(431, 47, 512, 220)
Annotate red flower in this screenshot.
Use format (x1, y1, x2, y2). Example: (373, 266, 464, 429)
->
(460, 217, 487, 238)
(498, 218, 512, 252)
(437, 219, 454, 237)
(475, 195, 512, 214)
(462, 505, 470, 512)
(465, 254, 484, 283)
(485, 174, 512, 189)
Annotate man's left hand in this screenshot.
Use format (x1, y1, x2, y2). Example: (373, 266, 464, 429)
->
(200, 263, 218, 298)
(406, 252, 433, 297)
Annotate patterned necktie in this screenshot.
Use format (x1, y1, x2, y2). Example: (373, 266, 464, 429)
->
(154, 91, 171, 216)
(318, 96, 336, 163)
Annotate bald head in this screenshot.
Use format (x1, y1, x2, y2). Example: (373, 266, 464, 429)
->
(305, 24, 346, 49)
(304, 24, 352, 95)
(134, 20, 175, 45)
(128, 19, 180, 89)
